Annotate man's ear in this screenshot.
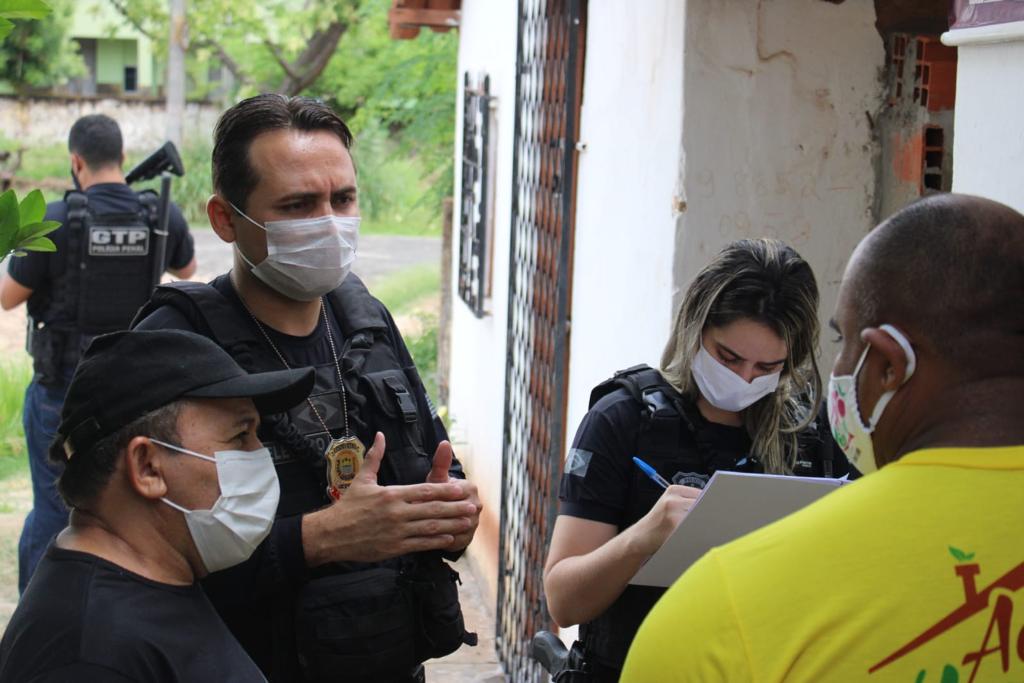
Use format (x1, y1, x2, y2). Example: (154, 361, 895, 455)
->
(124, 436, 169, 501)
(207, 194, 238, 244)
(861, 327, 912, 391)
(69, 152, 84, 177)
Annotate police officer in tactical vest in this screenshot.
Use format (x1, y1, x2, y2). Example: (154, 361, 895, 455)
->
(133, 94, 481, 683)
(0, 114, 196, 594)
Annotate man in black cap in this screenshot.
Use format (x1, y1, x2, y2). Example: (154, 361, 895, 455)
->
(0, 329, 314, 683)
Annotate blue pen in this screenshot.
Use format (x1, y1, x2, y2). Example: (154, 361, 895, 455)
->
(632, 456, 670, 490)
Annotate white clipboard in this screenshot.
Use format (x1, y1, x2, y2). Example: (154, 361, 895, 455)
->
(629, 470, 849, 587)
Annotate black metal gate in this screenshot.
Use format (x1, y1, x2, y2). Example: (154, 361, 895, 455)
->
(497, 0, 586, 680)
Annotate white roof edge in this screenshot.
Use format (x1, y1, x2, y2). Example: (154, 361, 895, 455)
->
(942, 20, 1024, 47)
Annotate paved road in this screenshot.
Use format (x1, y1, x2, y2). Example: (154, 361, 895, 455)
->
(0, 232, 440, 357)
(192, 230, 441, 286)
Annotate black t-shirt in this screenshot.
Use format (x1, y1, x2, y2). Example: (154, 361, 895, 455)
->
(7, 183, 193, 321)
(0, 546, 265, 683)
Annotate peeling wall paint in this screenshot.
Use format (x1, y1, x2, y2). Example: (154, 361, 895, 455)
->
(676, 0, 885, 363)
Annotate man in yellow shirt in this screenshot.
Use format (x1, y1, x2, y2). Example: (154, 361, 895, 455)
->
(622, 193, 1024, 683)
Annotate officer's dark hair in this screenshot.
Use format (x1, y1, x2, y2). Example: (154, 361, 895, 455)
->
(212, 94, 354, 212)
(50, 401, 182, 510)
(852, 193, 1024, 373)
(68, 114, 124, 171)
(661, 239, 821, 474)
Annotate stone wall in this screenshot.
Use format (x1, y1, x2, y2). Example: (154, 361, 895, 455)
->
(0, 96, 219, 151)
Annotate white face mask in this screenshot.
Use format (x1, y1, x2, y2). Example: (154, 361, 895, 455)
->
(691, 344, 782, 412)
(231, 202, 360, 302)
(826, 324, 916, 475)
(152, 438, 280, 573)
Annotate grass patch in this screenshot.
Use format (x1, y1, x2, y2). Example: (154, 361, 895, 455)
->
(404, 312, 439, 407)
(0, 359, 31, 482)
(0, 131, 447, 236)
(371, 263, 440, 315)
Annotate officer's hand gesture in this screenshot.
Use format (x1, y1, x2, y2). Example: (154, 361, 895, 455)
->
(631, 485, 701, 557)
(302, 432, 479, 566)
(425, 440, 482, 551)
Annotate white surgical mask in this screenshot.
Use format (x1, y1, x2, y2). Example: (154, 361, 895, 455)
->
(231, 202, 360, 302)
(152, 439, 280, 573)
(691, 344, 782, 412)
(826, 324, 916, 475)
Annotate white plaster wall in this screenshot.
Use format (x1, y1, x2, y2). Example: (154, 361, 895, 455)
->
(446, 0, 519, 603)
(677, 0, 884, 363)
(0, 96, 219, 151)
(945, 36, 1024, 214)
(564, 1, 685, 450)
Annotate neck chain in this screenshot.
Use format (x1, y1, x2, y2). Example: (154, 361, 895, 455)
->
(239, 296, 365, 500)
(240, 298, 351, 438)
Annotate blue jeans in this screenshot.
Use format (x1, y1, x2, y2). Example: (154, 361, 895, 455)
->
(17, 375, 71, 593)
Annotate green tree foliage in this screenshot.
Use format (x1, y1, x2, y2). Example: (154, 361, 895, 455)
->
(109, 0, 361, 96)
(112, 0, 458, 230)
(0, 0, 83, 89)
(310, 0, 457, 203)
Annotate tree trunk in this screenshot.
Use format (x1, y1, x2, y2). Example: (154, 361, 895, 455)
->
(277, 21, 348, 96)
(166, 0, 187, 146)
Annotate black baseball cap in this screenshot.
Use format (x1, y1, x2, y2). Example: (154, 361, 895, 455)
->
(58, 330, 315, 459)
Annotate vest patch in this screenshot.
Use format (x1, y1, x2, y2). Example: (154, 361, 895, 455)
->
(89, 225, 150, 256)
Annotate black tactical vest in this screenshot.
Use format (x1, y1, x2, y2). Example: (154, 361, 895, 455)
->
(577, 365, 836, 679)
(28, 190, 159, 383)
(131, 274, 476, 682)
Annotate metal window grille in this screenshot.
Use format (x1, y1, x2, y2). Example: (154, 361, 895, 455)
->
(458, 73, 493, 317)
(496, 0, 586, 681)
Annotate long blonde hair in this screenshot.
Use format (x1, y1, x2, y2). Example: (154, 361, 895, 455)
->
(660, 239, 822, 474)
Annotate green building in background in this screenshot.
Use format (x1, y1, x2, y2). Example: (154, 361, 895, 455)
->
(69, 0, 156, 97)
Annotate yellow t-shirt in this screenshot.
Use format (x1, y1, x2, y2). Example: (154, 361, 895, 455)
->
(621, 446, 1024, 683)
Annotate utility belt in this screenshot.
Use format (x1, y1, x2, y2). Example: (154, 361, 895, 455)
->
(294, 555, 476, 682)
(26, 317, 91, 387)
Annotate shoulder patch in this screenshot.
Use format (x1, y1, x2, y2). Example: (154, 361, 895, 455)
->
(565, 448, 593, 477)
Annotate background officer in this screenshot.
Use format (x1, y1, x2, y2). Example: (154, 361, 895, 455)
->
(0, 113, 196, 593)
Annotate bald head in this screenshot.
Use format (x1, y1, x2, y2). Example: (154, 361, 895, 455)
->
(843, 193, 1024, 374)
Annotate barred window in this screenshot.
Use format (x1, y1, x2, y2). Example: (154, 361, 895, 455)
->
(458, 72, 494, 317)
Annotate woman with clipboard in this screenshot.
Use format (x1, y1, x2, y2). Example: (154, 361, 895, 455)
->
(542, 239, 857, 682)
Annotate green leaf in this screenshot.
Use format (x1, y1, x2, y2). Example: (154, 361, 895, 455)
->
(17, 188, 45, 224)
(16, 219, 59, 243)
(0, 189, 20, 245)
(16, 235, 55, 252)
(0, 0, 52, 20)
(0, 17, 13, 41)
(948, 546, 973, 563)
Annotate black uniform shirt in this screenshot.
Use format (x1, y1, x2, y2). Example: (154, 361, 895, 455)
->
(559, 386, 855, 528)
(7, 183, 193, 321)
(0, 546, 265, 683)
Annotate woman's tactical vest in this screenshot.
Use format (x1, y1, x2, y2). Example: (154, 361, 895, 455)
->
(132, 274, 476, 682)
(28, 190, 160, 385)
(576, 364, 839, 680)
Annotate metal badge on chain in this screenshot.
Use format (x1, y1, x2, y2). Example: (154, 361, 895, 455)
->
(241, 296, 364, 500)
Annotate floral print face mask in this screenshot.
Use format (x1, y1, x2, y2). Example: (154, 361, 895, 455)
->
(827, 324, 916, 475)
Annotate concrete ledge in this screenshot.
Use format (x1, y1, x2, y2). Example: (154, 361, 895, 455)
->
(942, 20, 1024, 47)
